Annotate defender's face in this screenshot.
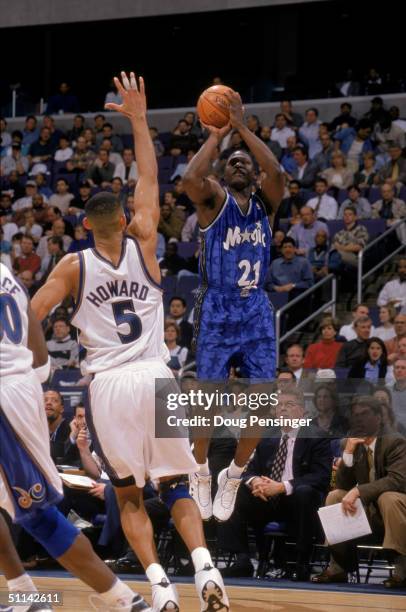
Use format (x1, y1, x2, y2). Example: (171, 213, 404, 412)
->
(224, 152, 255, 190)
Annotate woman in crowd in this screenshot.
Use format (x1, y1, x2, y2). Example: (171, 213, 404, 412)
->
(304, 317, 343, 369)
(321, 151, 354, 191)
(164, 319, 188, 374)
(312, 384, 348, 438)
(348, 336, 388, 383)
(374, 304, 397, 341)
(373, 386, 406, 435)
(354, 151, 378, 189)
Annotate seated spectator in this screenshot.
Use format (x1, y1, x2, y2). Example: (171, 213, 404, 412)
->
(274, 180, 304, 227)
(40, 236, 65, 282)
(12, 180, 38, 213)
(67, 114, 86, 142)
(354, 152, 378, 189)
(329, 102, 357, 132)
(168, 296, 193, 349)
(304, 318, 343, 369)
(183, 111, 202, 139)
(37, 218, 72, 258)
(336, 316, 373, 368)
(170, 149, 196, 181)
(165, 320, 188, 373)
(47, 318, 79, 370)
(312, 384, 348, 437)
(110, 177, 127, 206)
(49, 177, 74, 214)
(169, 119, 199, 156)
(348, 336, 388, 384)
(374, 304, 397, 342)
(44, 390, 72, 464)
(299, 108, 321, 159)
(389, 358, 406, 430)
(54, 134, 73, 162)
(158, 203, 184, 241)
(334, 119, 374, 173)
(21, 114, 39, 149)
(339, 303, 375, 341)
(18, 269, 36, 298)
(83, 127, 97, 151)
(99, 137, 123, 167)
(385, 313, 406, 364)
(181, 210, 199, 242)
(34, 173, 53, 200)
(308, 229, 340, 279)
(20, 209, 43, 244)
(312, 395, 406, 588)
(313, 133, 335, 172)
(159, 242, 186, 276)
(373, 387, 406, 435)
(284, 343, 312, 386)
(280, 100, 303, 129)
(290, 147, 319, 189)
(42, 114, 64, 149)
(104, 78, 122, 108)
(0, 141, 29, 176)
(93, 113, 105, 134)
(113, 147, 139, 186)
(306, 178, 338, 220)
(13, 235, 41, 275)
(337, 185, 371, 219)
(246, 114, 261, 137)
(219, 388, 332, 581)
(377, 257, 406, 310)
(321, 151, 354, 191)
(288, 207, 329, 256)
(371, 183, 406, 243)
(271, 113, 295, 149)
(67, 224, 93, 253)
(276, 367, 296, 392)
(28, 127, 55, 163)
(85, 148, 115, 187)
(258, 126, 282, 160)
(149, 126, 164, 158)
(280, 135, 298, 176)
(46, 82, 79, 114)
(95, 122, 123, 152)
(69, 180, 92, 214)
(270, 229, 285, 260)
(335, 70, 361, 97)
(267, 237, 313, 294)
(375, 114, 406, 154)
(70, 135, 96, 172)
(331, 206, 369, 269)
(377, 144, 406, 188)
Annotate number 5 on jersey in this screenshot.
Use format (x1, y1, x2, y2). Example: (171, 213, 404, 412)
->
(112, 300, 142, 344)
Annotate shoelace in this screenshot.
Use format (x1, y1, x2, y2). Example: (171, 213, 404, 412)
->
(220, 476, 241, 508)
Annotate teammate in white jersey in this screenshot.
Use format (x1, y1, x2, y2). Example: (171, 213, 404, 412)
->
(0, 262, 150, 612)
(32, 72, 229, 612)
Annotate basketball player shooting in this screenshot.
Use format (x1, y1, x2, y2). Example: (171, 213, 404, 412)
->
(183, 90, 284, 522)
(32, 72, 229, 612)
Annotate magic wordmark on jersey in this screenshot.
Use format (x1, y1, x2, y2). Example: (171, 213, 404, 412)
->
(222, 221, 267, 251)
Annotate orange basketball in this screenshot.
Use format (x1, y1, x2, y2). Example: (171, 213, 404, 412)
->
(197, 85, 234, 129)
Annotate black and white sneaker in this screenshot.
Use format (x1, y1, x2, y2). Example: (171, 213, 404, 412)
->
(195, 564, 230, 612)
(151, 578, 179, 612)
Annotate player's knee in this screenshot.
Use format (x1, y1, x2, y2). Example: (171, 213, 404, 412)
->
(20, 506, 79, 558)
(159, 477, 192, 511)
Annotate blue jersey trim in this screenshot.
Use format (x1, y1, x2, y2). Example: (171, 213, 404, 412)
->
(126, 235, 163, 292)
(199, 190, 229, 233)
(70, 252, 85, 319)
(91, 238, 127, 270)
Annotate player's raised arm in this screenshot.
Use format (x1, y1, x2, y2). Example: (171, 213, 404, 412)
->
(105, 72, 158, 247)
(31, 253, 79, 321)
(224, 90, 284, 213)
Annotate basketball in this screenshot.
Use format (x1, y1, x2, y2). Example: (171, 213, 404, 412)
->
(197, 84, 234, 128)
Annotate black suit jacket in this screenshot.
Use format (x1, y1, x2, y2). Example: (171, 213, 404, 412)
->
(243, 428, 332, 495)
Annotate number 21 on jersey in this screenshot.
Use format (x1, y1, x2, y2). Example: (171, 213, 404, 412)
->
(238, 260, 260, 288)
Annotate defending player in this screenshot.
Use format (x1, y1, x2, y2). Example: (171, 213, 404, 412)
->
(183, 91, 284, 521)
(32, 73, 229, 612)
(0, 262, 150, 612)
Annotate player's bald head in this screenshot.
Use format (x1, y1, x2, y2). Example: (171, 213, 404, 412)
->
(84, 192, 125, 235)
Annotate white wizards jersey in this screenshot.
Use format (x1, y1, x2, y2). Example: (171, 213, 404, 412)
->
(0, 263, 33, 377)
(71, 236, 169, 375)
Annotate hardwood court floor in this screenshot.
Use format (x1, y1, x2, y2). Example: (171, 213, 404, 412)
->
(1, 576, 405, 611)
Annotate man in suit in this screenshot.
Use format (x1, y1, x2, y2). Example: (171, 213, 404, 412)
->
(168, 296, 193, 349)
(313, 395, 406, 588)
(290, 147, 320, 190)
(335, 316, 372, 368)
(218, 388, 332, 581)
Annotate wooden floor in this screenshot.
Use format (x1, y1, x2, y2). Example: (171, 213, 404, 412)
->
(1, 576, 405, 611)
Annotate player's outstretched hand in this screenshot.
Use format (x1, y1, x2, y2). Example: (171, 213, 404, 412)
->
(200, 121, 231, 143)
(223, 89, 245, 130)
(105, 71, 146, 121)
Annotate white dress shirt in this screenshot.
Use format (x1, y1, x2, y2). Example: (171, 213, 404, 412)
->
(339, 323, 376, 341)
(113, 161, 138, 184)
(377, 279, 406, 308)
(271, 126, 295, 149)
(306, 194, 338, 220)
(343, 439, 376, 481)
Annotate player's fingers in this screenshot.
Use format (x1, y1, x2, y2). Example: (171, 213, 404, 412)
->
(104, 103, 121, 112)
(130, 72, 138, 91)
(139, 76, 145, 96)
(114, 76, 127, 97)
(121, 71, 131, 91)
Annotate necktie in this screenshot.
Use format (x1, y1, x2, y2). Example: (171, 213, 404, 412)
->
(314, 196, 322, 217)
(270, 434, 289, 482)
(367, 447, 375, 482)
(391, 162, 399, 181)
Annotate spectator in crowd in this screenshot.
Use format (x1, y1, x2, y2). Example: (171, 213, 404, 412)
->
(304, 318, 343, 370)
(354, 152, 378, 189)
(95, 122, 123, 152)
(46, 82, 79, 114)
(280, 135, 298, 175)
(18, 269, 36, 298)
(331, 206, 369, 269)
(40, 236, 65, 282)
(389, 358, 406, 430)
(348, 337, 388, 384)
(364, 96, 386, 125)
(0, 141, 29, 176)
(49, 177, 74, 214)
(313, 133, 335, 172)
(290, 147, 319, 189)
(276, 368, 296, 391)
(158, 203, 184, 241)
(21, 114, 40, 148)
(43, 389, 72, 464)
(377, 257, 406, 309)
(374, 304, 397, 341)
(313, 395, 406, 588)
(47, 318, 79, 370)
(83, 127, 97, 151)
(168, 296, 193, 349)
(321, 151, 354, 191)
(335, 316, 373, 368)
(99, 137, 123, 167)
(271, 114, 295, 149)
(258, 126, 282, 161)
(54, 134, 74, 163)
(104, 78, 122, 109)
(110, 177, 126, 207)
(246, 114, 261, 137)
(34, 173, 53, 200)
(274, 180, 304, 227)
(306, 178, 338, 220)
(312, 385, 348, 437)
(267, 237, 313, 294)
(181, 211, 199, 242)
(37, 218, 72, 259)
(288, 207, 329, 255)
(308, 229, 337, 280)
(371, 183, 406, 243)
(93, 114, 105, 134)
(169, 119, 199, 156)
(85, 148, 115, 187)
(183, 111, 202, 139)
(112, 147, 138, 187)
(165, 320, 188, 373)
(170, 149, 196, 182)
(5, 170, 26, 200)
(284, 344, 309, 385)
(280, 100, 303, 129)
(339, 303, 374, 341)
(389, 106, 406, 132)
(159, 242, 186, 276)
(377, 144, 406, 189)
(1, 211, 18, 244)
(20, 209, 43, 244)
(220, 388, 332, 581)
(373, 387, 406, 436)
(329, 103, 357, 132)
(299, 108, 321, 159)
(385, 314, 406, 364)
(12, 180, 38, 212)
(0, 117, 11, 149)
(28, 127, 55, 163)
(335, 70, 361, 97)
(270, 230, 285, 260)
(42, 115, 64, 148)
(337, 185, 372, 219)
(66, 114, 86, 142)
(334, 120, 374, 173)
(68, 224, 93, 253)
(13, 234, 41, 275)
(375, 114, 406, 154)
(69, 180, 92, 214)
(71, 135, 96, 172)
(149, 127, 164, 158)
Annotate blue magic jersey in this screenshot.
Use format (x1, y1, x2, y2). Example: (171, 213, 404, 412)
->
(199, 190, 271, 294)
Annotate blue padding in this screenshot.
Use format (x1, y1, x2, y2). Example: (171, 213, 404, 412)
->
(21, 506, 79, 558)
(161, 484, 192, 511)
(264, 521, 287, 534)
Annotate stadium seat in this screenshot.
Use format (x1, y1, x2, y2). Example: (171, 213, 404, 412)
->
(368, 187, 381, 204)
(177, 242, 198, 258)
(337, 189, 349, 204)
(176, 275, 200, 301)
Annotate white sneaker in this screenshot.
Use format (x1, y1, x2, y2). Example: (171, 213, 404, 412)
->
(89, 592, 151, 611)
(212, 468, 241, 522)
(195, 564, 229, 612)
(189, 472, 213, 520)
(151, 578, 179, 612)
